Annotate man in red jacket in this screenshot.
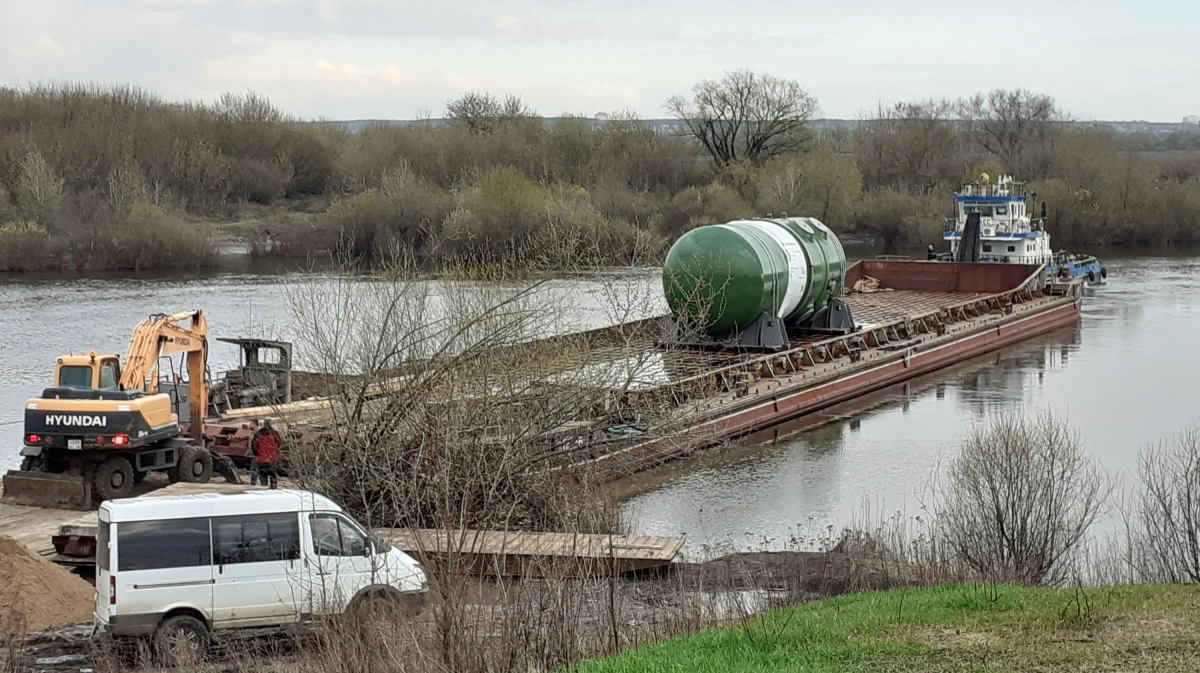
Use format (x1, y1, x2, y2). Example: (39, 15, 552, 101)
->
(250, 418, 282, 489)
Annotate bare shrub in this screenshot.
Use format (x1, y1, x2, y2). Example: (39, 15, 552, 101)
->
(657, 182, 748, 239)
(756, 143, 862, 227)
(101, 203, 216, 270)
(326, 165, 453, 257)
(1134, 426, 1200, 582)
(249, 211, 335, 258)
(937, 411, 1111, 585)
(14, 150, 64, 228)
(852, 188, 944, 247)
(0, 222, 50, 271)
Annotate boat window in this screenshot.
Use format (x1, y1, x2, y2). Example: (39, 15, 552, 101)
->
(1007, 245, 1017, 253)
(982, 244, 993, 253)
(996, 206, 1008, 215)
(978, 206, 993, 217)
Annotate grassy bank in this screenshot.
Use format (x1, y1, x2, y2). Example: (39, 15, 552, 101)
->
(576, 583, 1200, 673)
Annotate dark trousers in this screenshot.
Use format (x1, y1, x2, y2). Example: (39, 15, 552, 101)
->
(259, 462, 279, 488)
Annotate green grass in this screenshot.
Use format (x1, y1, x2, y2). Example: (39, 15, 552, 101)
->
(578, 584, 1200, 673)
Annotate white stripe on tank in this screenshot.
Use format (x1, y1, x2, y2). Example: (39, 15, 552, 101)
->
(720, 220, 809, 319)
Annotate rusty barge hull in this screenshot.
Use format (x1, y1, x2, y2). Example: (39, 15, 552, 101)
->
(562, 261, 1083, 481)
(195, 260, 1083, 485)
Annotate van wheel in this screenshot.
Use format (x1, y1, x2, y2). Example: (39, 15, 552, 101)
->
(154, 615, 209, 667)
(178, 446, 213, 483)
(350, 589, 403, 622)
(94, 456, 134, 501)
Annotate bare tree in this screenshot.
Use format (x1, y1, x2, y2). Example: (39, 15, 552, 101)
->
(666, 70, 818, 167)
(15, 150, 64, 227)
(446, 91, 538, 135)
(1135, 426, 1200, 582)
(937, 410, 1110, 585)
(957, 89, 1060, 174)
(853, 99, 963, 193)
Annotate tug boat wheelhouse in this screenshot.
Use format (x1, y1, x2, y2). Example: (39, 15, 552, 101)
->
(943, 174, 1107, 283)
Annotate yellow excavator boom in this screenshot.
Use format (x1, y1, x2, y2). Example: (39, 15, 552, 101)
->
(119, 310, 209, 441)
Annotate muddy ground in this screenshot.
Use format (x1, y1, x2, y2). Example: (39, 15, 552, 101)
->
(4, 546, 918, 673)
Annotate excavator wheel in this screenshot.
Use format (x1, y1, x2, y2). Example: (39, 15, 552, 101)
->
(94, 456, 135, 501)
(178, 446, 214, 484)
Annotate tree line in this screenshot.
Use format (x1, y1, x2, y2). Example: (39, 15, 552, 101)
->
(1, 76, 1198, 272)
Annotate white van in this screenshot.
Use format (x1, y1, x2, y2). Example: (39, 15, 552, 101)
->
(94, 489, 427, 661)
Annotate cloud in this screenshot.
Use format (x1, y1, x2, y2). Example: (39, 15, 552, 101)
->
(6, 34, 67, 62)
(1, 0, 1197, 120)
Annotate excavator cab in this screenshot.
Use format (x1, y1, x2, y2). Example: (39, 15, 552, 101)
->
(54, 353, 122, 390)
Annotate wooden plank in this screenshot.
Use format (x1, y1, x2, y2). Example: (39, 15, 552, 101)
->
(375, 528, 683, 564)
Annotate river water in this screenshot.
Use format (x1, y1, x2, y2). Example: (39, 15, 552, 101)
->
(2, 251, 1199, 559)
(623, 250, 1200, 557)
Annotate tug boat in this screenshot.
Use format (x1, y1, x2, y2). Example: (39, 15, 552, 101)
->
(942, 174, 1107, 284)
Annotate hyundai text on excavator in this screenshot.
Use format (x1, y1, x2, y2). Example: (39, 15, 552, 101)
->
(1, 310, 233, 509)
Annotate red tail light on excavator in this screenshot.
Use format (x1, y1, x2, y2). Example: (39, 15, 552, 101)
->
(111, 435, 129, 446)
(25, 434, 40, 444)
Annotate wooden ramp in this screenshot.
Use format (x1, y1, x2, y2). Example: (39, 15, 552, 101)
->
(376, 528, 684, 578)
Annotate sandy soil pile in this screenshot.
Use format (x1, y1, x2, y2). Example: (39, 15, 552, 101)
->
(0, 535, 95, 636)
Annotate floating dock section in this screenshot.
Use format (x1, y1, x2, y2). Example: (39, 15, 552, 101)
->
(377, 528, 684, 578)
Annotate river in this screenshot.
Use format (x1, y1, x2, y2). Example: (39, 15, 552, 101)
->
(2, 251, 1199, 559)
(622, 250, 1200, 557)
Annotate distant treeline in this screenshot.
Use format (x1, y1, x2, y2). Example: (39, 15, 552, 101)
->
(1, 82, 1199, 272)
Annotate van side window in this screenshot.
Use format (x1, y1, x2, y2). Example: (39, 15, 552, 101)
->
(97, 520, 111, 572)
(213, 513, 301, 565)
(310, 514, 366, 556)
(118, 518, 211, 571)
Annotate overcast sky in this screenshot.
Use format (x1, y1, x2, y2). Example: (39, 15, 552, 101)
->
(2, 0, 1196, 121)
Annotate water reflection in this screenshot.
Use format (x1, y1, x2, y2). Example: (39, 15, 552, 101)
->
(623, 255, 1200, 558)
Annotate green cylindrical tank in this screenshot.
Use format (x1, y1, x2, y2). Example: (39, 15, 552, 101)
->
(662, 217, 848, 336)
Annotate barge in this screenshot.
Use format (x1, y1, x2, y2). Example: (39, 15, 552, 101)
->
(545, 259, 1081, 480)
(201, 219, 1084, 482)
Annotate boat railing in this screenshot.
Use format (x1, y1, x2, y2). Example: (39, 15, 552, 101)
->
(979, 254, 1052, 265)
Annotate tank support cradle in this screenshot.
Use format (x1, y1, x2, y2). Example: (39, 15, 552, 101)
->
(792, 297, 856, 335)
(668, 312, 791, 351)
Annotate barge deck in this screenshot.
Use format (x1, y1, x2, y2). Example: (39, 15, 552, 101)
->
(543, 261, 1082, 479)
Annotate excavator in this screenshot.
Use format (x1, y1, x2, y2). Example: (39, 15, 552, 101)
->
(1, 310, 235, 510)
